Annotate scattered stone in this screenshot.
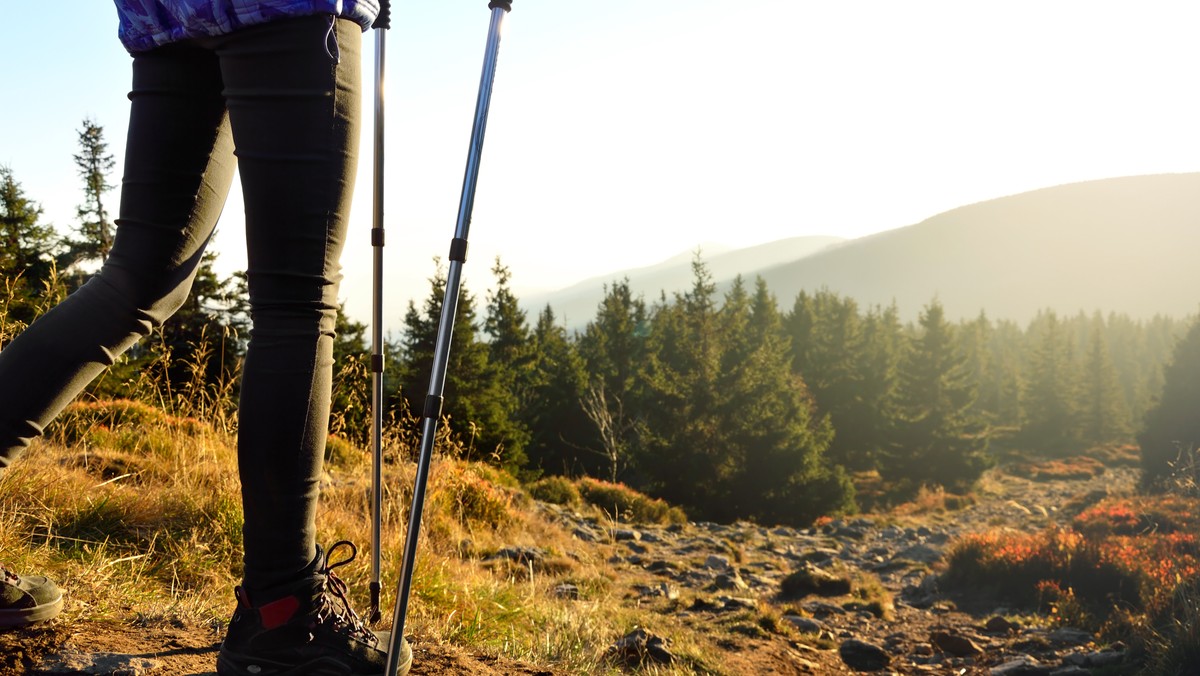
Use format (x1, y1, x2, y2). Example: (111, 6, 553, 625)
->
(711, 571, 749, 591)
(984, 616, 1022, 635)
(704, 554, 731, 570)
(624, 541, 649, 555)
(930, 630, 985, 657)
(782, 615, 825, 634)
(803, 600, 847, 617)
(613, 529, 642, 542)
(795, 548, 839, 564)
(645, 559, 681, 575)
(1076, 647, 1125, 668)
(605, 628, 674, 667)
(633, 582, 679, 601)
(718, 596, 758, 611)
(485, 546, 545, 564)
(892, 543, 944, 565)
(1047, 627, 1092, 646)
(553, 583, 580, 599)
(990, 655, 1051, 676)
(838, 638, 891, 672)
(572, 526, 602, 542)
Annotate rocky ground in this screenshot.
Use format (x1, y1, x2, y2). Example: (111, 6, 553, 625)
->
(0, 465, 1138, 675)
(539, 465, 1138, 675)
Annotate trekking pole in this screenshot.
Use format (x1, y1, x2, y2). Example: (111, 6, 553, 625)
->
(384, 1, 513, 673)
(368, 0, 392, 626)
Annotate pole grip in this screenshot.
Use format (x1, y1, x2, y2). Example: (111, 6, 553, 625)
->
(488, 0, 512, 11)
(373, 0, 393, 29)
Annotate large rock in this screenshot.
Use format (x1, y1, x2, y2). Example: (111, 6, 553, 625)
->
(930, 630, 985, 657)
(605, 628, 674, 667)
(780, 564, 853, 598)
(838, 638, 891, 672)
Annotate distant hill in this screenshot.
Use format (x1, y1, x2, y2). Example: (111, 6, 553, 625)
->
(522, 235, 844, 327)
(748, 173, 1200, 322)
(527, 173, 1200, 328)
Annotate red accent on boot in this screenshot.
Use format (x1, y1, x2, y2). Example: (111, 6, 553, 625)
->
(258, 595, 301, 630)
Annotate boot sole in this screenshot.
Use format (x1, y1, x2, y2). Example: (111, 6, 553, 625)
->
(0, 593, 63, 627)
(216, 637, 412, 676)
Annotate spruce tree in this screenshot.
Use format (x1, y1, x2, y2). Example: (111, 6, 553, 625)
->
(483, 259, 534, 466)
(1021, 310, 1081, 453)
(638, 258, 723, 509)
(721, 278, 852, 523)
(576, 278, 649, 478)
(855, 302, 902, 469)
(522, 306, 594, 477)
(483, 258, 531, 379)
(786, 289, 876, 471)
(987, 319, 1025, 431)
(639, 262, 852, 524)
(0, 166, 61, 327)
(64, 118, 116, 269)
(1138, 317, 1200, 489)
(884, 300, 989, 495)
(400, 263, 527, 470)
(1078, 322, 1131, 446)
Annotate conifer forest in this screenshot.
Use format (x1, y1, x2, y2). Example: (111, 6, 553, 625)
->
(2, 122, 1197, 528)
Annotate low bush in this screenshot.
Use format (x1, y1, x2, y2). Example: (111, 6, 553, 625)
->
(526, 476, 581, 506)
(575, 477, 687, 525)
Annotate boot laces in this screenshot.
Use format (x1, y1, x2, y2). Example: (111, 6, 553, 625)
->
(0, 564, 20, 586)
(314, 541, 377, 646)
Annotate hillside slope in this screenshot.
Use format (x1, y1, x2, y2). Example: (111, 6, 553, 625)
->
(747, 173, 1200, 321)
(529, 173, 1200, 326)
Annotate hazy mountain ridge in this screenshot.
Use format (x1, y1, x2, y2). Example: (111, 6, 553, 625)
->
(529, 173, 1200, 327)
(522, 235, 844, 326)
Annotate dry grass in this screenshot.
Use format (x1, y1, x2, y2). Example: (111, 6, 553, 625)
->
(941, 491, 1200, 673)
(1006, 456, 1108, 482)
(0, 408, 241, 626)
(890, 484, 976, 518)
(1, 399, 730, 674)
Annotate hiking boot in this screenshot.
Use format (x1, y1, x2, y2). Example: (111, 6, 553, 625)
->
(217, 541, 411, 676)
(0, 563, 64, 627)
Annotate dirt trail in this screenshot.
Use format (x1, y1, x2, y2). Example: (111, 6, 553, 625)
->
(0, 622, 563, 675)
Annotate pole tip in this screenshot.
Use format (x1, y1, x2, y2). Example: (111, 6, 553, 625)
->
(369, 582, 383, 625)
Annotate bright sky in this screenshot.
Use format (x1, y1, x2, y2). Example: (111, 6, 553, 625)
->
(5, 1, 1200, 332)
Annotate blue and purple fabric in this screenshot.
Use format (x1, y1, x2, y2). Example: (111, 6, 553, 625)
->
(112, 0, 380, 52)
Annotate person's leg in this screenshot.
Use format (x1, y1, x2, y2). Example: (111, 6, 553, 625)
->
(0, 43, 232, 470)
(213, 17, 406, 676)
(212, 15, 360, 595)
(0, 40, 232, 628)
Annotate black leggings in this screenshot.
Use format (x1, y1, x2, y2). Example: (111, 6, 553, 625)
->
(0, 15, 362, 592)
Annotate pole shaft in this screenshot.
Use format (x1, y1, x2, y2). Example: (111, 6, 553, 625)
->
(384, 6, 510, 674)
(369, 25, 387, 624)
